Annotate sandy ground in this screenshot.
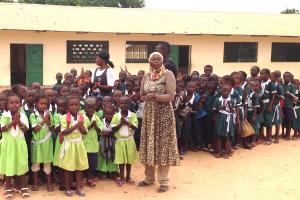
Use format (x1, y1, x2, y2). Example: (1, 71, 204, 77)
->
(2, 139, 300, 200)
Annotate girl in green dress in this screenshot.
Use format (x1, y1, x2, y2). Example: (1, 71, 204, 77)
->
(111, 96, 138, 187)
(0, 94, 30, 199)
(82, 97, 103, 187)
(30, 94, 54, 192)
(213, 83, 236, 159)
(58, 96, 88, 197)
(52, 96, 67, 191)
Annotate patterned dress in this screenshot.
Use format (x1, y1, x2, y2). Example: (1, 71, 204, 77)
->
(139, 72, 180, 167)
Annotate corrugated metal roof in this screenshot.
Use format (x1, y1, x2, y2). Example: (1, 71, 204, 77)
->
(1, 3, 300, 36)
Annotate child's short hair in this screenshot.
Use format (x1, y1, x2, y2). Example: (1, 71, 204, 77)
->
(261, 68, 271, 76)
(35, 93, 48, 104)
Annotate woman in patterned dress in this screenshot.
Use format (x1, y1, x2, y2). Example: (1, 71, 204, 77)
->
(138, 52, 180, 193)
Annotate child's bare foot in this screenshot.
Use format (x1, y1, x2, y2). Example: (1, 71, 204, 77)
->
(215, 153, 222, 158)
(285, 136, 291, 141)
(274, 138, 279, 144)
(223, 154, 230, 159)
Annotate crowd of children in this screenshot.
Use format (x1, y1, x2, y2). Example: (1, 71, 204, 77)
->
(0, 64, 300, 198)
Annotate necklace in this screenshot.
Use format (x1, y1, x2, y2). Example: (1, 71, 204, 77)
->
(149, 66, 165, 81)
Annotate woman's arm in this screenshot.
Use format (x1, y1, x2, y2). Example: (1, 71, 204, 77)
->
(155, 70, 176, 103)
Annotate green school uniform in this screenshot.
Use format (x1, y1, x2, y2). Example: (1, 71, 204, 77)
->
(283, 82, 297, 109)
(272, 83, 284, 125)
(247, 91, 260, 135)
(96, 110, 104, 120)
(0, 111, 29, 176)
(111, 111, 138, 165)
(30, 111, 54, 164)
(52, 112, 63, 166)
(82, 112, 103, 153)
(213, 96, 235, 138)
(58, 113, 89, 171)
(260, 79, 275, 128)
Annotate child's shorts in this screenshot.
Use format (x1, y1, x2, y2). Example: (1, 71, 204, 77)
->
(261, 110, 273, 128)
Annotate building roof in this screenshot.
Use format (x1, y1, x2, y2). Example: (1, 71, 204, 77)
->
(1, 3, 300, 36)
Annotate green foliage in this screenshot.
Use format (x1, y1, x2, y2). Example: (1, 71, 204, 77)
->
(281, 8, 300, 14)
(0, 0, 144, 7)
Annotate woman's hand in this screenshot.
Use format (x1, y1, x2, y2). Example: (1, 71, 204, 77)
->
(144, 93, 156, 101)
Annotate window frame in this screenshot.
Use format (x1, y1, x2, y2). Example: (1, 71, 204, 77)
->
(271, 42, 300, 62)
(223, 42, 258, 63)
(125, 41, 162, 63)
(66, 40, 109, 64)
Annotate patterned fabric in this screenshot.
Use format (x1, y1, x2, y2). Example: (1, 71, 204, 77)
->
(139, 73, 180, 167)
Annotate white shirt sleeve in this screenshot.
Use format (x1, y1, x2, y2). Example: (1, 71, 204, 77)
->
(106, 68, 115, 87)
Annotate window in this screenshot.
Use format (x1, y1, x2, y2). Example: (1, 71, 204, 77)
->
(271, 43, 300, 62)
(125, 41, 161, 63)
(223, 42, 258, 62)
(67, 40, 109, 63)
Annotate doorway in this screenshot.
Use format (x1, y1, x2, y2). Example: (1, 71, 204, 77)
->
(170, 45, 191, 75)
(10, 44, 43, 86)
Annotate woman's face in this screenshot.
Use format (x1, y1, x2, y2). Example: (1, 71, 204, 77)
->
(96, 56, 104, 67)
(149, 55, 163, 70)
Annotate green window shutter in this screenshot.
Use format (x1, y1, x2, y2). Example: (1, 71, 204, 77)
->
(26, 44, 43, 85)
(170, 45, 179, 69)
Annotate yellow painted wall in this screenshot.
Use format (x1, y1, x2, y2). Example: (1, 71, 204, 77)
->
(1, 30, 300, 86)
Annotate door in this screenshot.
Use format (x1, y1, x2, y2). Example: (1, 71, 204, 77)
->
(170, 45, 191, 75)
(26, 44, 43, 85)
(10, 44, 26, 85)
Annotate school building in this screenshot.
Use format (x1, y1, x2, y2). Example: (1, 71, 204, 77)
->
(1, 3, 300, 86)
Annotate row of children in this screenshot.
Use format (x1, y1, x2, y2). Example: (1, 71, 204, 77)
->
(173, 65, 300, 159)
(0, 76, 143, 198)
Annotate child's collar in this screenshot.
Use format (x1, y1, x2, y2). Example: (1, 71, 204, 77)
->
(118, 110, 132, 119)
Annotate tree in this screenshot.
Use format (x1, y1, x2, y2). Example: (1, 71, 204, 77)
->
(281, 8, 300, 14)
(0, 0, 145, 7)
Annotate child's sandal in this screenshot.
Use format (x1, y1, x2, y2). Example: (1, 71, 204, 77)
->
(76, 190, 85, 197)
(215, 154, 222, 158)
(86, 180, 96, 188)
(4, 189, 13, 199)
(20, 188, 30, 199)
(65, 190, 73, 197)
(47, 185, 54, 192)
(31, 185, 38, 191)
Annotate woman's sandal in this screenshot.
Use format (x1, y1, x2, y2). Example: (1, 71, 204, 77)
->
(47, 185, 54, 192)
(31, 185, 38, 191)
(137, 181, 152, 187)
(86, 180, 96, 188)
(20, 188, 30, 199)
(157, 185, 168, 193)
(126, 178, 135, 185)
(4, 189, 13, 199)
(76, 190, 85, 197)
(65, 190, 73, 197)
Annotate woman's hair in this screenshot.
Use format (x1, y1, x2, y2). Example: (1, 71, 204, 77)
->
(96, 50, 115, 68)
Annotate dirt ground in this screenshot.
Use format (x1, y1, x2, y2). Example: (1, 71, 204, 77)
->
(2, 139, 300, 200)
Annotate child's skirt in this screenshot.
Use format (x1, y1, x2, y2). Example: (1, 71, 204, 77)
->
(114, 136, 138, 165)
(247, 110, 260, 135)
(97, 137, 118, 172)
(215, 111, 235, 138)
(293, 107, 300, 131)
(53, 133, 62, 167)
